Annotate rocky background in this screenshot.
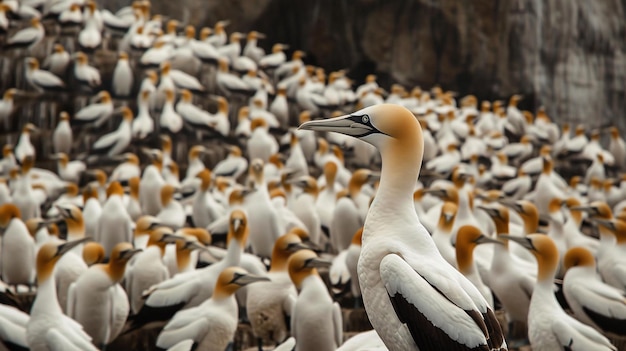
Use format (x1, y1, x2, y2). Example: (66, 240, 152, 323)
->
(97, 0, 626, 129)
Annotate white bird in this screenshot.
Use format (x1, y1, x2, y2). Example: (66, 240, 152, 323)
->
(161, 61, 204, 93)
(259, 43, 288, 69)
(95, 182, 133, 259)
(74, 52, 101, 89)
(212, 146, 248, 180)
(175, 89, 214, 132)
(25, 57, 65, 92)
(243, 31, 266, 62)
(503, 234, 616, 351)
(52, 111, 72, 155)
(216, 58, 254, 96)
(562, 246, 626, 338)
(246, 159, 282, 258)
(26, 239, 98, 351)
(0, 88, 17, 131)
(288, 249, 342, 351)
(204, 20, 229, 47)
(157, 184, 186, 229)
(132, 90, 154, 139)
(67, 242, 140, 348)
(74, 91, 114, 128)
(0, 204, 35, 289)
(78, 2, 102, 51)
(246, 233, 305, 347)
(299, 104, 506, 350)
(112, 51, 133, 98)
(247, 119, 279, 163)
(58, 3, 83, 26)
(0, 304, 29, 350)
(91, 106, 132, 157)
(156, 267, 269, 350)
(289, 176, 321, 245)
(160, 89, 183, 134)
(141, 41, 174, 67)
(140, 149, 166, 216)
(14, 123, 37, 164)
(125, 227, 172, 314)
(51, 153, 85, 183)
(12, 157, 41, 221)
(5, 17, 44, 50)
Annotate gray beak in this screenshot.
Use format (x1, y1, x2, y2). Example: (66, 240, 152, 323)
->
(57, 237, 92, 257)
(475, 234, 504, 246)
(232, 273, 270, 286)
(499, 234, 534, 251)
(298, 114, 373, 138)
(303, 256, 332, 268)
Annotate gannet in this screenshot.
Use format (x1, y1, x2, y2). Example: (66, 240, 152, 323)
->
(14, 123, 37, 164)
(208, 96, 230, 137)
(299, 104, 506, 350)
(131, 215, 162, 250)
(162, 61, 204, 93)
(5, 17, 44, 50)
(157, 184, 185, 229)
(289, 176, 321, 245)
(0, 303, 29, 350)
(139, 148, 165, 216)
(246, 233, 307, 348)
(112, 52, 133, 98)
(80, 186, 102, 237)
(124, 226, 172, 314)
(51, 153, 85, 183)
(216, 58, 254, 96)
(316, 161, 339, 235)
(90, 106, 132, 157)
(246, 159, 282, 258)
(52, 112, 72, 155)
(74, 52, 101, 89)
(259, 43, 288, 69)
(78, 2, 101, 51)
(42, 44, 70, 79)
(243, 31, 266, 62)
(132, 90, 154, 139)
(581, 207, 626, 290)
(156, 267, 269, 350)
(176, 90, 213, 133)
(270, 86, 289, 128)
(502, 234, 616, 351)
(0, 204, 35, 289)
(164, 232, 210, 276)
(562, 246, 626, 337)
(0, 89, 17, 131)
(67, 242, 139, 348)
(51, 203, 92, 313)
(288, 249, 342, 351)
(455, 225, 503, 308)
(58, 3, 83, 26)
(479, 203, 535, 330)
(191, 169, 224, 229)
(27, 239, 98, 351)
(204, 20, 230, 47)
(13, 156, 40, 220)
(247, 118, 279, 163)
(95, 182, 133, 259)
(431, 201, 458, 266)
(161, 89, 184, 134)
(74, 91, 114, 128)
(184, 145, 208, 181)
(25, 57, 66, 92)
(213, 146, 248, 180)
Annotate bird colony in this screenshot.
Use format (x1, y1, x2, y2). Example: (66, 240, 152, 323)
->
(0, 1, 625, 351)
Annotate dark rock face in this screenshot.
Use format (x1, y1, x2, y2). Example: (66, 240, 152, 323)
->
(98, 0, 625, 128)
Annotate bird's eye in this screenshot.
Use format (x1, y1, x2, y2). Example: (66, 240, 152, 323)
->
(362, 115, 369, 124)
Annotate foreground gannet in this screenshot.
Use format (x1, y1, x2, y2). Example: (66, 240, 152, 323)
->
(299, 104, 506, 350)
(502, 234, 616, 351)
(156, 267, 269, 350)
(67, 242, 140, 348)
(26, 239, 98, 351)
(0, 303, 29, 350)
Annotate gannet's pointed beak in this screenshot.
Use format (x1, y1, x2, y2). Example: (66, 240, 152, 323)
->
(499, 234, 534, 250)
(298, 114, 375, 138)
(475, 234, 504, 246)
(57, 237, 92, 257)
(231, 273, 270, 286)
(303, 256, 332, 268)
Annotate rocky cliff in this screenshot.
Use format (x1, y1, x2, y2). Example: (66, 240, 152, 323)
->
(98, 0, 626, 129)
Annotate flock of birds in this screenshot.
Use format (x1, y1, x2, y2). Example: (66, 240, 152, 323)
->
(0, 0, 626, 351)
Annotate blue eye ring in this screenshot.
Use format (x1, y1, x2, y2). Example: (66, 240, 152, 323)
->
(362, 115, 369, 124)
